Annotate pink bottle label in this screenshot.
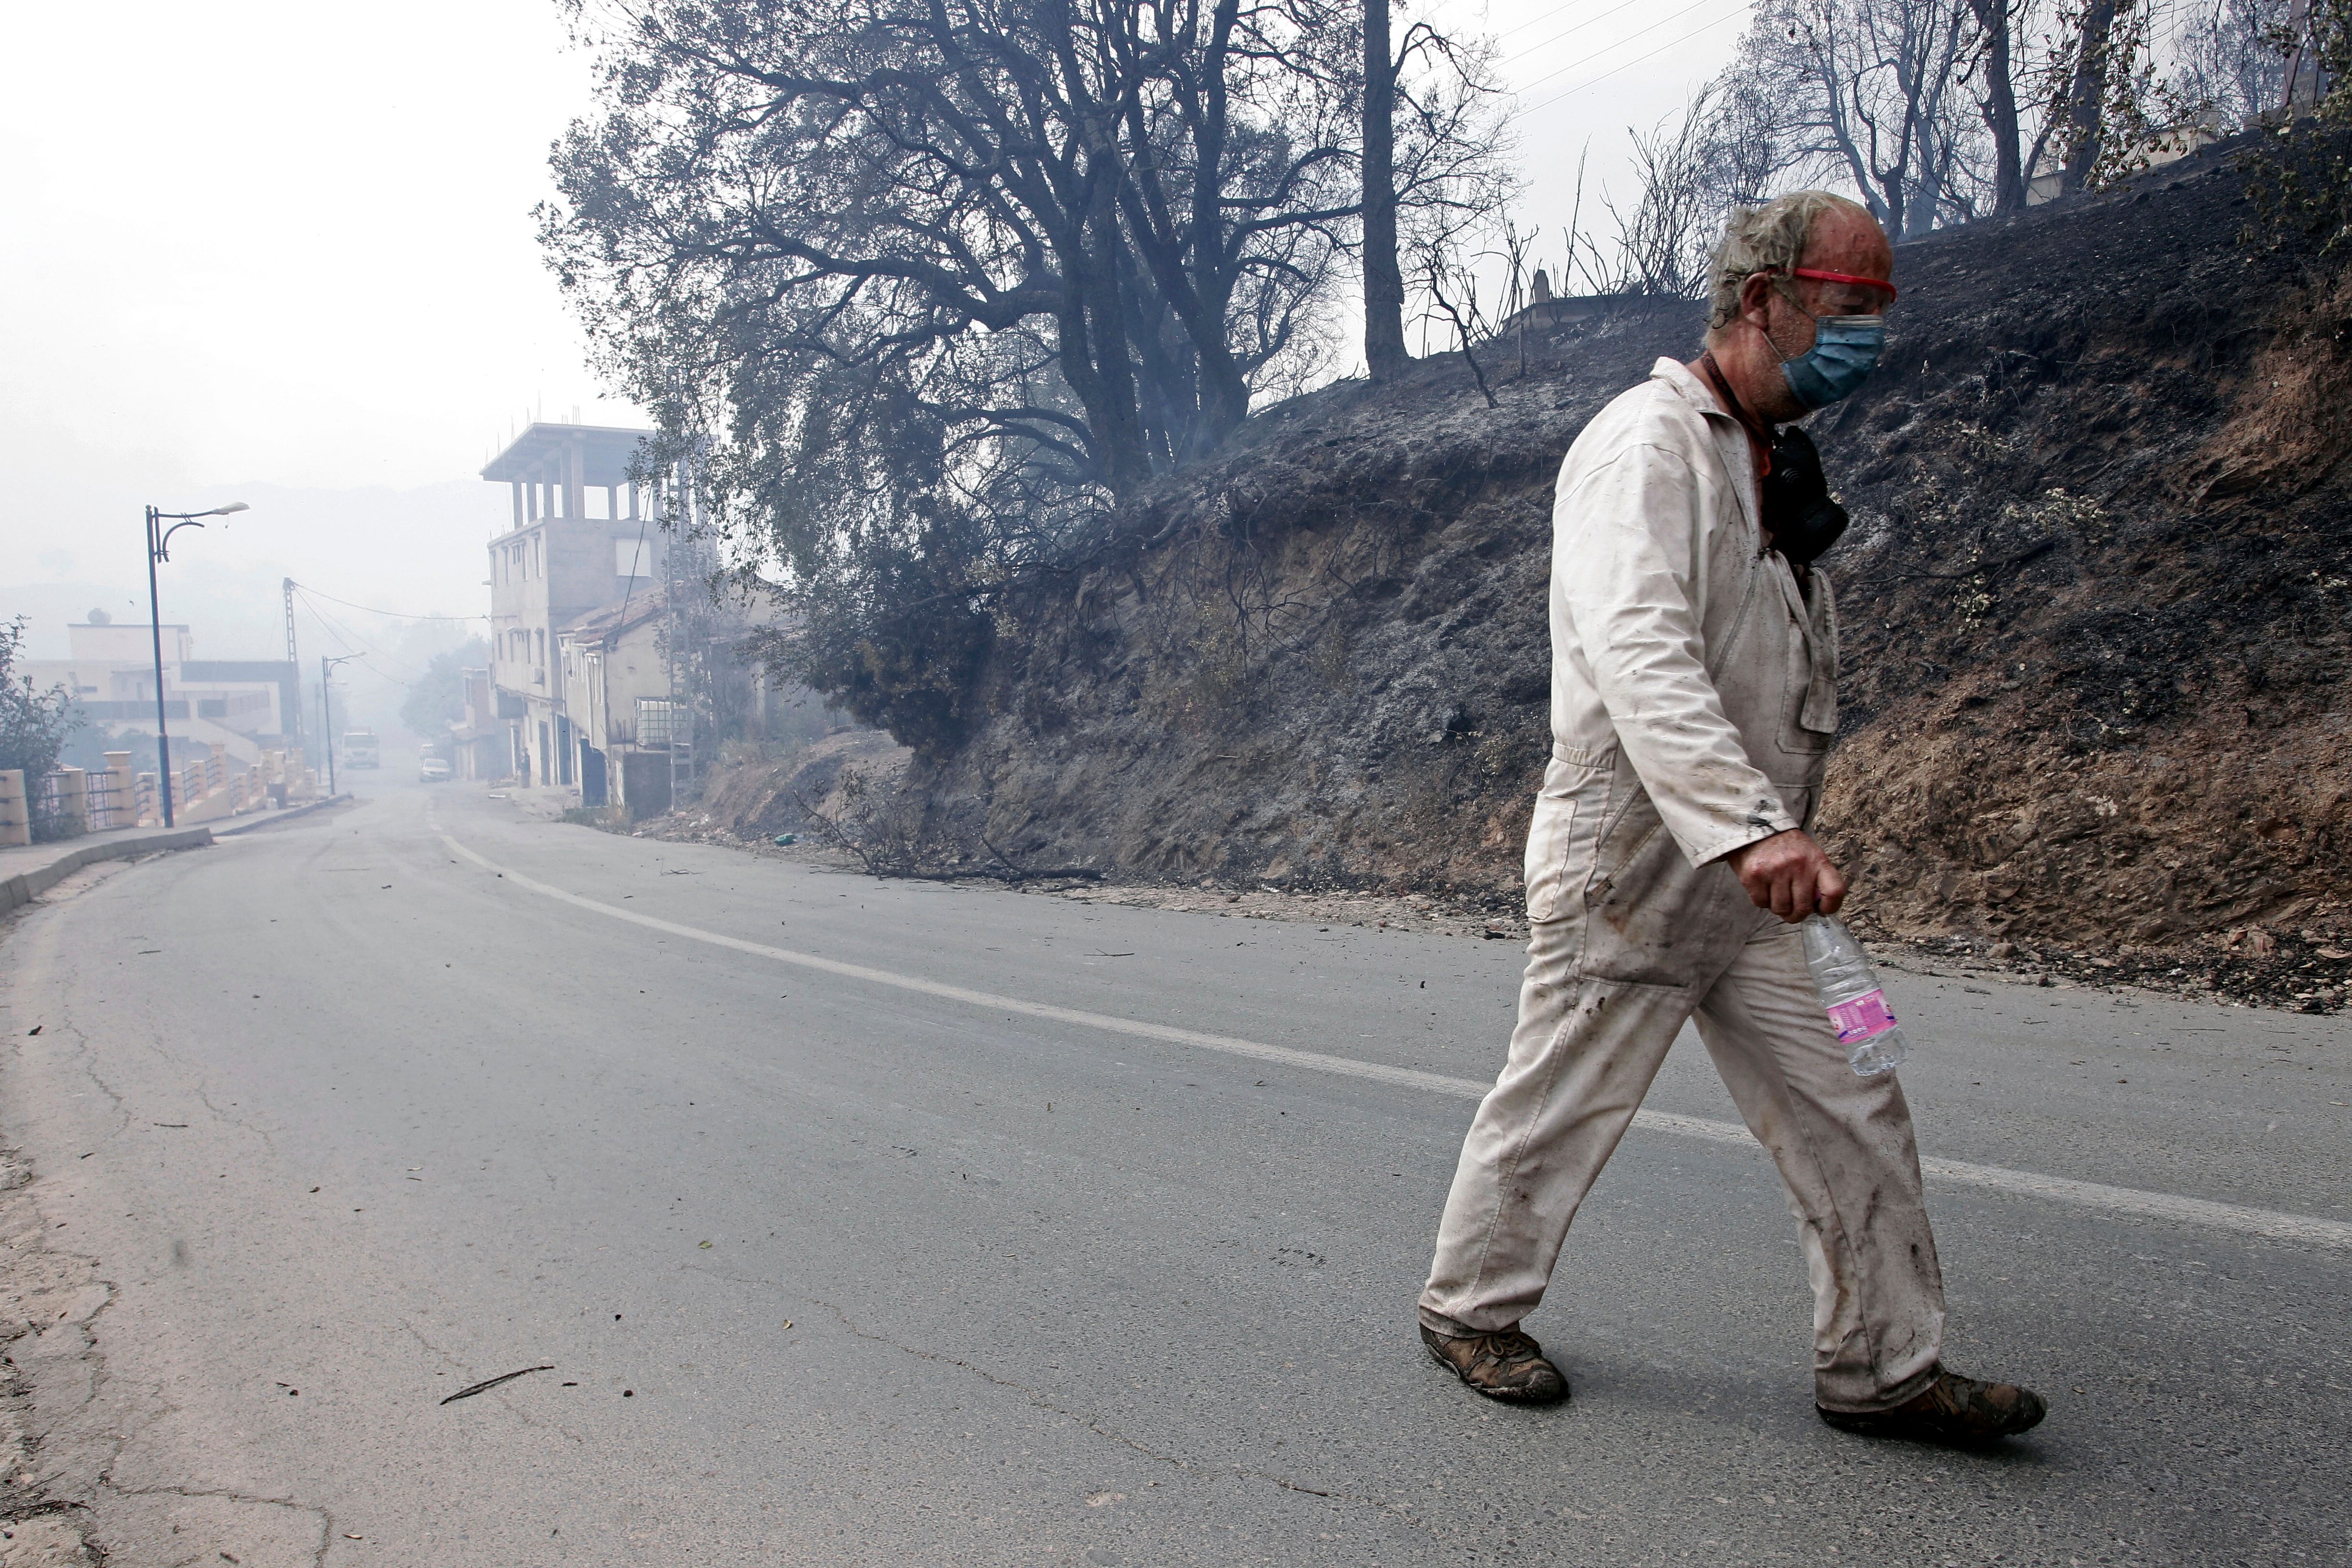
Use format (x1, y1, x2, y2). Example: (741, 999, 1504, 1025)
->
(1826, 990, 1896, 1043)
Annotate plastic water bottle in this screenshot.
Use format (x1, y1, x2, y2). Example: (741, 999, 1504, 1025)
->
(1800, 914, 1909, 1076)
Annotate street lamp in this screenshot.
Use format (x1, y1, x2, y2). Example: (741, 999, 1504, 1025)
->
(146, 501, 250, 827)
(320, 654, 361, 797)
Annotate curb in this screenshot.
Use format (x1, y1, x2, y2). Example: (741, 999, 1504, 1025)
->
(0, 827, 216, 915)
(213, 793, 355, 837)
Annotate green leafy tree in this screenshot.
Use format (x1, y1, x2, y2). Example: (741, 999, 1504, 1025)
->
(541, 0, 1502, 753)
(2245, 0, 2352, 257)
(0, 618, 82, 840)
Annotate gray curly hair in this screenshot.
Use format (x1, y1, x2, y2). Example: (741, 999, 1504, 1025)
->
(1703, 190, 1873, 334)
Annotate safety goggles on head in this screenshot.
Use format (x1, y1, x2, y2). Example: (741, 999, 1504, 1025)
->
(1746, 266, 1895, 411)
(1783, 266, 1898, 314)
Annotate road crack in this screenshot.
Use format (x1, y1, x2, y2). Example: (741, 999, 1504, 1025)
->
(96, 1482, 334, 1568)
(790, 1289, 1431, 1534)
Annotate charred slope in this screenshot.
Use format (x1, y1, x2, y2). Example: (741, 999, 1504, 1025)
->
(907, 159, 2352, 969)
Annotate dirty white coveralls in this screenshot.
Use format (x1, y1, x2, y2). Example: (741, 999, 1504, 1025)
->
(1418, 357, 1947, 1414)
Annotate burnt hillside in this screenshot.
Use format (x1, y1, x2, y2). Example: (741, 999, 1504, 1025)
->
(870, 156, 2351, 982)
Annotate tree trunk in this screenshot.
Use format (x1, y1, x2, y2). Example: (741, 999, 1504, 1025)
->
(1361, 0, 1407, 383)
(1969, 0, 2026, 212)
(2060, 0, 2121, 195)
(1056, 196, 1154, 497)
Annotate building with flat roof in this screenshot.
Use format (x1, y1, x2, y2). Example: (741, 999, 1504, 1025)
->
(22, 613, 295, 766)
(480, 421, 664, 787)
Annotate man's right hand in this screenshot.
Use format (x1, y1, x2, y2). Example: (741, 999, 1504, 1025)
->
(1725, 829, 1847, 922)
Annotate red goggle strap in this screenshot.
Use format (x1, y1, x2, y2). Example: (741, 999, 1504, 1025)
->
(1787, 266, 1897, 301)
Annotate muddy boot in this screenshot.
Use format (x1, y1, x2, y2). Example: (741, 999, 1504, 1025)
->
(1421, 1323, 1569, 1405)
(1817, 1366, 2046, 1446)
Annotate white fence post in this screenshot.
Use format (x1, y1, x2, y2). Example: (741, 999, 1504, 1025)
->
(56, 769, 89, 836)
(102, 752, 134, 830)
(0, 771, 26, 847)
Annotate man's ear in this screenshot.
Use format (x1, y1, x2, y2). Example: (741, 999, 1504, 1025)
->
(1738, 270, 1778, 330)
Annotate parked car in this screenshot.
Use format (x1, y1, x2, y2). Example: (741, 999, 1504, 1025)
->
(419, 757, 453, 783)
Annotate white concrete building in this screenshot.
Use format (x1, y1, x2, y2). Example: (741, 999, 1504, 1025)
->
(480, 421, 664, 789)
(556, 588, 678, 815)
(24, 614, 298, 766)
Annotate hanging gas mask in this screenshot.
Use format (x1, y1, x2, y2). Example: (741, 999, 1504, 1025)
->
(1760, 424, 1847, 565)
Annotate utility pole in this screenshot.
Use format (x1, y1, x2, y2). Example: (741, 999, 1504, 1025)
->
(320, 658, 334, 796)
(666, 466, 691, 812)
(283, 578, 303, 755)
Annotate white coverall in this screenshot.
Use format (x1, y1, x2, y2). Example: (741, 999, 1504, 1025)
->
(1418, 357, 1947, 1414)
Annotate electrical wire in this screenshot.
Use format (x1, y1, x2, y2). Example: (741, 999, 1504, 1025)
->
(291, 587, 441, 686)
(286, 580, 489, 621)
(1507, 0, 1757, 120)
(292, 588, 376, 657)
(1490, 0, 1582, 44)
(1497, 0, 1666, 68)
(1507, 0, 1740, 102)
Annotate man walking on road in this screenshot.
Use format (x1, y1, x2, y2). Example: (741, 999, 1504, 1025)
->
(1417, 192, 2046, 1445)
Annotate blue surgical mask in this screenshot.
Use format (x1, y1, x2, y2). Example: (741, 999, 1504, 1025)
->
(1780, 313, 1886, 409)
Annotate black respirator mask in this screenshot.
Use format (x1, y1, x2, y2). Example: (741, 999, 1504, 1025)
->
(1759, 424, 1848, 566)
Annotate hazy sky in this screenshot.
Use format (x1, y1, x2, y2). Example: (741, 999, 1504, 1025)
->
(0, 0, 1745, 665)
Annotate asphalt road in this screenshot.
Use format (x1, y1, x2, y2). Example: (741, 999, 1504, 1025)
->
(2, 776, 2346, 1566)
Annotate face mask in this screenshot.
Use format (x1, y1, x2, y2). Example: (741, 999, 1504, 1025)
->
(1780, 312, 1885, 410)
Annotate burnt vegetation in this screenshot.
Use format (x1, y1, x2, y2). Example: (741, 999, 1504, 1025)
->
(549, 0, 2352, 1006)
(864, 157, 2350, 1005)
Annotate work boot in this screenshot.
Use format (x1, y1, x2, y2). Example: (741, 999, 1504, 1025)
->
(1421, 1323, 1568, 1405)
(1817, 1366, 2046, 1446)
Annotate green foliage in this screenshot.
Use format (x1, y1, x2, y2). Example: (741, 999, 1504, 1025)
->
(0, 619, 82, 841)
(0, 617, 77, 781)
(2243, 1, 2352, 256)
(754, 512, 998, 762)
(399, 639, 488, 738)
(542, 0, 1504, 763)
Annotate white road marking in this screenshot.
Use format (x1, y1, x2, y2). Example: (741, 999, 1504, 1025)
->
(442, 830, 2352, 1254)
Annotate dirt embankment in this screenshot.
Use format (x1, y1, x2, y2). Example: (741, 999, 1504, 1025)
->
(674, 154, 2352, 1010)
(1810, 160, 2352, 1009)
(679, 731, 910, 841)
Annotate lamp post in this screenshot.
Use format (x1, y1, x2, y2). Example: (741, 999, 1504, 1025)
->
(146, 502, 249, 827)
(320, 654, 360, 797)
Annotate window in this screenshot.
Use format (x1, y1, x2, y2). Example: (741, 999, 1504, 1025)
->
(637, 699, 689, 746)
(617, 538, 653, 579)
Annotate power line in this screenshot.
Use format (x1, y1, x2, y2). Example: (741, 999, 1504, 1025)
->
(1509, 0, 1756, 121)
(1491, 0, 1583, 44)
(286, 580, 488, 622)
(293, 588, 380, 661)
(290, 588, 439, 686)
(1498, 0, 1666, 68)
(1509, 0, 1736, 101)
